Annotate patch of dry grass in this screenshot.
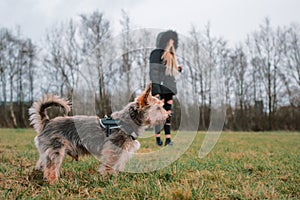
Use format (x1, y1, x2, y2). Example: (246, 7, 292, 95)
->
(0, 129, 299, 199)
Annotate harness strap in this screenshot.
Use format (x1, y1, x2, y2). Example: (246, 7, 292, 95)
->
(99, 117, 138, 140)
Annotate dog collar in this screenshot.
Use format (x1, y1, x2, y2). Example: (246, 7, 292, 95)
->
(118, 120, 138, 140)
(129, 131, 138, 140)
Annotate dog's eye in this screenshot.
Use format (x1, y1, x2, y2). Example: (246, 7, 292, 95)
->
(156, 106, 161, 110)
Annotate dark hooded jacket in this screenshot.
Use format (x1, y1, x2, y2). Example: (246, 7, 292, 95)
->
(149, 30, 179, 96)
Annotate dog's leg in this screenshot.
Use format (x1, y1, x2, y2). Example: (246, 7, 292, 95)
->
(99, 140, 141, 175)
(99, 141, 120, 176)
(34, 136, 46, 171)
(35, 151, 46, 171)
(44, 147, 66, 184)
(113, 140, 141, 172)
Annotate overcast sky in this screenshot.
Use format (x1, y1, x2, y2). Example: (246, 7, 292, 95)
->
(0, 0, 299, 46)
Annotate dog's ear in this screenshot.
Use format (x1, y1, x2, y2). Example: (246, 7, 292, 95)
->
(137, 83, 152, 109)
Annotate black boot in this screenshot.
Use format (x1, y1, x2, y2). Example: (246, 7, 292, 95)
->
(165, 138, 173, 146)
(156, 137, 163, 146)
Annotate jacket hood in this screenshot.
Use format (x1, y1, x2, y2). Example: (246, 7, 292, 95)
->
(156, 30, 178, 50)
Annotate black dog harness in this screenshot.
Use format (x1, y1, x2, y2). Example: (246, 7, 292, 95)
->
(99, 116, 138, 140)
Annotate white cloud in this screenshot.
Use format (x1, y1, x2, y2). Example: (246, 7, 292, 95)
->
(0, 0, 299, 45)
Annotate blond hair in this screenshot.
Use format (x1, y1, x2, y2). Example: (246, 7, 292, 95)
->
(161, 39, 178, 76)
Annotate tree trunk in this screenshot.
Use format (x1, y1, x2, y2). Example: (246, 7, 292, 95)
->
(10, 76, 17, 128)
(0, 70, 9, 126)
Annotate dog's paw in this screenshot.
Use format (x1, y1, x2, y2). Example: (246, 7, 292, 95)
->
(133, 140, 140, 152)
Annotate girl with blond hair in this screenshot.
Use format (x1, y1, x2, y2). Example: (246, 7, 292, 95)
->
(149, 30, 183, 146)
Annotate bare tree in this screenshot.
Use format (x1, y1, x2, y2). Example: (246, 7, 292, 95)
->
(136, 29, 152, 89)
(43, 24, 66, 96)
(62, 20, 81, 97)
(189, 26, 207, 129)
(230, 46, 249, 129)
(5, 30, 19, 127)
(247, 18, 285, 130)
(79, 11, 111, 115)
(286, 24, 300, 88)
(43, 20, 81, 98)
(0, 27, 37, 127)
(0, 28, 9, 126)
(120, 10, 136, 96)
(26, 39, 36, 104)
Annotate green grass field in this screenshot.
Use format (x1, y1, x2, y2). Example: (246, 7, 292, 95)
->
(0, 129, 299, 199)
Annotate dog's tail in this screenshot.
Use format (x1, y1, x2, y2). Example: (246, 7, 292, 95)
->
(29, 94, 71, 134)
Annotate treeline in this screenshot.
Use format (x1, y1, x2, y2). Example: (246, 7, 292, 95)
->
(0, 10, 299, 131)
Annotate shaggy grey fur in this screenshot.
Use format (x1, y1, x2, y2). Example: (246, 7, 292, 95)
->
(29, 84, 169, 183)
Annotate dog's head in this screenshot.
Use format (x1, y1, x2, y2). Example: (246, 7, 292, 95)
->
(136, 83, 169, 126)
(111, 83, 169, 127)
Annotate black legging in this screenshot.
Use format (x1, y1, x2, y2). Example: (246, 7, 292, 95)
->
(155, 93, 173, 135)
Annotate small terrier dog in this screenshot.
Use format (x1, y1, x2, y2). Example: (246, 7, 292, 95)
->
(29, 84, 169, 183)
